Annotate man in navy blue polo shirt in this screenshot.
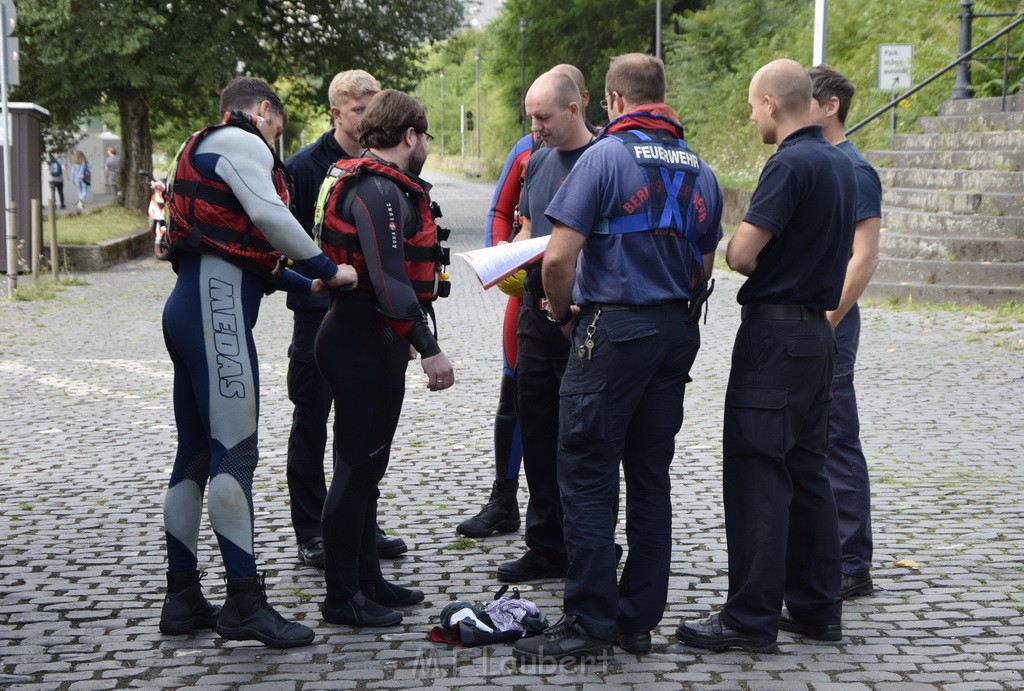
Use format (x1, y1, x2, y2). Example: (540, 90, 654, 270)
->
(808, 64, 882, 601)
(512, 52, 723, 663)
(676, 58, 856, 653)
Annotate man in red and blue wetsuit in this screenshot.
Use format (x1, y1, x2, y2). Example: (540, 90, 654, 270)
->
(457, 64, 595, 540)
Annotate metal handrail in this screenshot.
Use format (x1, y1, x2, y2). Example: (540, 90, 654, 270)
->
(846, 13, 1024, 137)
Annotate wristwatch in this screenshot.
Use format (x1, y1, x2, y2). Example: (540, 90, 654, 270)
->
(545, 308, 572, 326)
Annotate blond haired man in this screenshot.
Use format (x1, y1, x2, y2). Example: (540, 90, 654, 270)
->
(283, 69, 406, 566)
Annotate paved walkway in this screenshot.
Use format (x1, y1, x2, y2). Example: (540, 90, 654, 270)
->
(1, 170, 1022, 690)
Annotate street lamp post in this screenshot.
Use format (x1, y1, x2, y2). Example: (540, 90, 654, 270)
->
(519, 18, 527, 136)
(813, 0, 828, 66)
(655, 0, 662, 60)
(439, 69, 445, 158)
(475, 48, 481, 162)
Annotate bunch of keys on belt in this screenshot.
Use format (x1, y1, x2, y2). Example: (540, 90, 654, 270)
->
(578, 308, 600, 360)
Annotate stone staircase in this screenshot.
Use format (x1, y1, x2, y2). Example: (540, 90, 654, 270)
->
(863, 94, 1024, 306)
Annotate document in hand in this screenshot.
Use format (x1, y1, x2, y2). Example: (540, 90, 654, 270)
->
(455, 235, 551, 289)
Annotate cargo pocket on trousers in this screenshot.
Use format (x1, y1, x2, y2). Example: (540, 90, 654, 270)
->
(603, 320, 660, 343)
(725, 386, 788, 459)
(787, 335, 830, 405)
(559, 372, 608, 445)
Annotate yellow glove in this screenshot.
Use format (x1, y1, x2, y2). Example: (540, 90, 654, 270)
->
(496, 269, 527, 296)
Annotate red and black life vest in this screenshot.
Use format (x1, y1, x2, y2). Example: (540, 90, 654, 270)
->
(166, 114, 290, 276)
(313, 158, 451, 301)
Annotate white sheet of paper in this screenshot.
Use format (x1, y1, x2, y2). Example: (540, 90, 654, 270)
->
(455, 235, 551, 289)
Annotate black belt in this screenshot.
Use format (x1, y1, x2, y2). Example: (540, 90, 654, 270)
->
(740, 304, 825, 321)
(581, 300, 689, 315)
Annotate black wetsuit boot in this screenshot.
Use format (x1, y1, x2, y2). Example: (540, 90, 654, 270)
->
(159, 570, 220, 635)
(457, 478, 521, 537)
(216, 573, 315, 648)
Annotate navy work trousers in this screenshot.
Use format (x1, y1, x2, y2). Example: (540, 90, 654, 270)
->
(721, 315, 842, 639)
(826, 304, 872, 576)
(285, 315, 333, 544)
(516, 304, 570, 565)
(559, 305, 699, 640)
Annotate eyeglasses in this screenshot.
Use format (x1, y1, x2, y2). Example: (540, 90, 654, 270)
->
(423, 131, 435, 142)
(601, 92, 616, 110)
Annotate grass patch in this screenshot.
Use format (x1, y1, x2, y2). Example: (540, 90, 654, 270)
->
(448, 537, 477, 550)
(865, 298, 1024, 322)
(50, 205, 148, 245)
(11, 276, 89, 302)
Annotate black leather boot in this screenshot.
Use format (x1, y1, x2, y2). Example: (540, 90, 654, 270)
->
(456, 479, 521, 538)
(322, 592, 402, 627)
(159, 570, 220, 635)
(216, 573, 315, 648)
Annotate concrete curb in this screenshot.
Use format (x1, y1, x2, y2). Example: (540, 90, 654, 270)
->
(43, 228, 151, 272)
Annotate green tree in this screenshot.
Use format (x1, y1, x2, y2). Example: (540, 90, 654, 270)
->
(13, 0, 463, 210)
(486, 0, 706, 127)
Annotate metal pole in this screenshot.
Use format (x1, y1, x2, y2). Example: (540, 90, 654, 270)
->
(655, 0, 662, 61)
(813, 0, 828, 66)
(439, 69, 445, 158)
(475, 49, 481, 162)
(952, 0, 974, 99)
(1, 3, 14, 296)
(519, 18, 527, 137)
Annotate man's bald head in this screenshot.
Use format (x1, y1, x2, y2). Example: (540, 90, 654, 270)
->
(751, 59, 812, 117)
(529, 71, 583, 110)
(525, 71, 590, 150)
(549, 63, 589, 107)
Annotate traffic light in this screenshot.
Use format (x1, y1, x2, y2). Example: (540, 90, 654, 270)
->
(2, 0, 17, 86)
(466, 110, 474, 132)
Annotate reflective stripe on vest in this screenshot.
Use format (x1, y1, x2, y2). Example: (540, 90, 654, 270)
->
(595, 130, 703, 260)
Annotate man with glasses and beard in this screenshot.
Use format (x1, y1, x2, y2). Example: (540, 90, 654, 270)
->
(313, 89, 455, 627)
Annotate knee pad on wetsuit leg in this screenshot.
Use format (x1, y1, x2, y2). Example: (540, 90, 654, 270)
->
(207, 433, 259, 577)
(165, 446, 210, 571)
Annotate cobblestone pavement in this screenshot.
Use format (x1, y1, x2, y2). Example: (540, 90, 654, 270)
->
(1, 169, 1023, 690)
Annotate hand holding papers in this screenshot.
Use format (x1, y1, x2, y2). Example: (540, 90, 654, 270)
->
(456, 235, 550, 289)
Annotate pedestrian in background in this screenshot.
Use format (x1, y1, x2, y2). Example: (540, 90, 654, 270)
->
(70, 150, 90, 210)
(47, 152, 67, 210)
(105, 146, 122, 200)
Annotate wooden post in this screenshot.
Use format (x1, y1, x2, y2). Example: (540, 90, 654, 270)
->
(31, 198, 41, 282)
(48, 197, 58, 281)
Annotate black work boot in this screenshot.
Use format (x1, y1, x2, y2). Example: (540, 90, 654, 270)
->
(159, 570, 220, 635)
(456, 479, 521, 538)
(216, 573, 315, 648)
